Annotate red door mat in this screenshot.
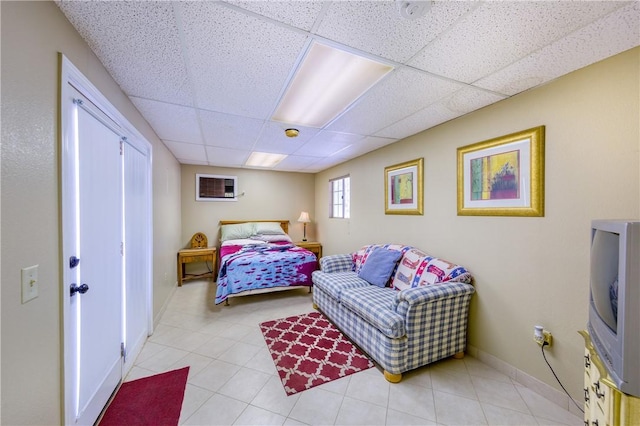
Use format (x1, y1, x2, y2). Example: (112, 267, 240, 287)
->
(260, 311, 374, 395)
(99, 366, 189, 426)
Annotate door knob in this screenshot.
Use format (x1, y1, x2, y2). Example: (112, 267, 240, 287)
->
(69, 256, 80, 269)
(70, 283, 89, 297)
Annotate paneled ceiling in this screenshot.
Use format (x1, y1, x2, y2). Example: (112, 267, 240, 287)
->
(57, 1, 639, 173)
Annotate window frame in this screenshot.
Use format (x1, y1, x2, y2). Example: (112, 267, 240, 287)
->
(329, 175, 350, 218)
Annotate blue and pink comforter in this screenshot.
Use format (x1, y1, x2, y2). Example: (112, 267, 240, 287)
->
(215, 242, 317, 304)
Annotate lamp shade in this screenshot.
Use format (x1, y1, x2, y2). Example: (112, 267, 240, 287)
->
(297, 211, 311, 223)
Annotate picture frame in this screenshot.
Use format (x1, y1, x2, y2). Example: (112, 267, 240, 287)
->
(385, 158, 423, 215)
(457, 126, 545, 217)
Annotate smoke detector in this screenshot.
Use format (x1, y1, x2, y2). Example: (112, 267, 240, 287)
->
(396, 1, 431, 20)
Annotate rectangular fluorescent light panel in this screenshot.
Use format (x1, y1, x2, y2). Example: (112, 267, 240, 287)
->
(245, 152, 287, 168)
(272, 42, 394, 128)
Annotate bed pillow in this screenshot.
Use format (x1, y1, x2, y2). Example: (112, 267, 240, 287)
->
(220, 222, 256, 241)
(357, 248, 403, 287)
(221, 238, 266, 246)
(251, 233, 292, 243)
(254, 222, 286, 235)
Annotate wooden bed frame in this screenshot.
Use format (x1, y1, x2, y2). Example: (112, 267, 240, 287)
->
(217, 220, 310, 305)
(219, 219, 289, 234)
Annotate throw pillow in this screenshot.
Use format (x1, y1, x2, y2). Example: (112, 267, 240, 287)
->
(357, 248, 403, 287)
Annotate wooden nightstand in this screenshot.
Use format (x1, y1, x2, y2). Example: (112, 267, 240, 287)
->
(296, 241, 322, 259)
(177, 247, 216, 286)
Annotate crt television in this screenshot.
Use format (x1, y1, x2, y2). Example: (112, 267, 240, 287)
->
(588, 219, 640, 397)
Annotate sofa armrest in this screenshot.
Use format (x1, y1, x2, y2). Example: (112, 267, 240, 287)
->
(394, 281, 475, 370)
(394, 282, 475, 308)
(319, 254, 354, 273)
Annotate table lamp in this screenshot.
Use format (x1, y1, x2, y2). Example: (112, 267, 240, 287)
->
(297, 211, 311, 241)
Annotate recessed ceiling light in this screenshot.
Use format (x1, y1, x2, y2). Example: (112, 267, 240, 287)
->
(272, 42, 394, 128)
(245, 152, 287, 168)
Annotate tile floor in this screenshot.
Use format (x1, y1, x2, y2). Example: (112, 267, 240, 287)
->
(127, 280, 584, 425)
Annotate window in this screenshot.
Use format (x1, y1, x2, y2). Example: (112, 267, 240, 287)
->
(196, 174, 237, 201)
(330, 176, 350, 218)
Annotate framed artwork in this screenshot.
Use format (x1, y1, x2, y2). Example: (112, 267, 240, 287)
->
(385, 158, 423, 215)
(457, 126, 545, 217)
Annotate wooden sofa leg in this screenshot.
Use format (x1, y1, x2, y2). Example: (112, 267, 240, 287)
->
(312, 303, 319, 310)
(383, 371, 402, 383)
(453, 351, 465, 359)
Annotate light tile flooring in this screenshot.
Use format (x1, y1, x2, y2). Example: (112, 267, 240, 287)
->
(127, 280, 583, 425)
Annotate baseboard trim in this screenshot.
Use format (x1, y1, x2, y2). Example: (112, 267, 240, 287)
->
(152, 282, 178, 332)
(466, 345, 583, 418)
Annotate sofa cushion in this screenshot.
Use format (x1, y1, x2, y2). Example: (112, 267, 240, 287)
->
(311, 271, 370, 301)
(340, 286, 405, 338)
(352, 244, 411, 274)
(357, 248, 403, 287)
(392, 248, 472, 291)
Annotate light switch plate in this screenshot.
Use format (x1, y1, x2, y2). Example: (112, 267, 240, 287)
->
(21, 265, 39, 304)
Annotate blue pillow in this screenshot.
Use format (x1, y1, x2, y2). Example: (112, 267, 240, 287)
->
(357, 248, 403, 287)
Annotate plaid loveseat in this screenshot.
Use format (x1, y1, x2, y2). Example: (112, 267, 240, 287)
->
(311, 244, 475, 383)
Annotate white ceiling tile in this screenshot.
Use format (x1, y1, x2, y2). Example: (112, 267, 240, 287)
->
(163, 140, 206, 163)
(177, 1, 309, 119)
(375, 104, 458, 140)
(58, 1, 194, 106)
(273, 154, 320, 172)
(225, 1, 325, 31)
(333, 135, 397, 159)
(328, 67, 464, 135)
(409, 1, 628, 83)
(199, 110, 265, 150)
(315, 1, 475, 63)
(376, 86, 506, 138)
(294, 131, 364, 157)
(205, 146, 248, 168)
(130, 97, 202, 143)
(475, 3, 640, 96)
(303, 156, 349, 173)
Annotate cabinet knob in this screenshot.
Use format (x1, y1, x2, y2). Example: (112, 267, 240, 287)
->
(593, 381, 605, 399)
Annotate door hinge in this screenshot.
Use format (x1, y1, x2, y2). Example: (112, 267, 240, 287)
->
(119, 139, 124, 155)
(121, 342, 126, 362)
(120, 242, 124, 256)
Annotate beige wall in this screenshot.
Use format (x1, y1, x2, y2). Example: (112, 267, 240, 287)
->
(315, 47, 640, 401)
(180, 165, 316, 251)
(0, 2, 182, 424)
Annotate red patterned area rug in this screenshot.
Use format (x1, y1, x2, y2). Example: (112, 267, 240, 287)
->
(260, 311, 374, 395)
(99, 367, 189, 426)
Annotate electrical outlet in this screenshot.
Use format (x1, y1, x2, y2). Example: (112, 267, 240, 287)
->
(533, 326, 552, 347)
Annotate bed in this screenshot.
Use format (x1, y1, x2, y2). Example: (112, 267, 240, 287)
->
(215, 220, 318, 305)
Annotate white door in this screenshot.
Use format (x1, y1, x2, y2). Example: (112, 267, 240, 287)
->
(61, 56, 152, 425)
(73, 99, 124, 425)
(123, 141, 151, 372)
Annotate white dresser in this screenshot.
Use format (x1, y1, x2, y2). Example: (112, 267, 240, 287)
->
(580, 331, 640, 426)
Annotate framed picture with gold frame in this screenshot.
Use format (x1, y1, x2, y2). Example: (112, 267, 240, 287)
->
(457, 126, 545, 217)
(385, 158, 423, 215)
